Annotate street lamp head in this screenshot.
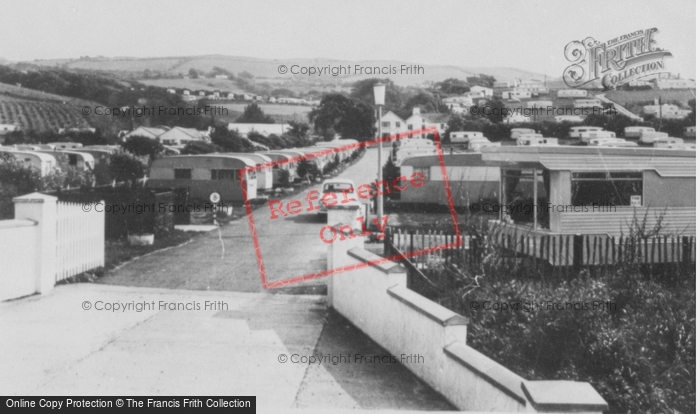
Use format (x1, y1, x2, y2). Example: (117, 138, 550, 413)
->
(373, 83, 386, 106)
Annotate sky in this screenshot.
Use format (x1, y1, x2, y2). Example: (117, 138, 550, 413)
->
(0, 0, 695, 78)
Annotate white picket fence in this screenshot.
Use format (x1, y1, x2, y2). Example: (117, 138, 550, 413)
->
(55, 200, 105, 281)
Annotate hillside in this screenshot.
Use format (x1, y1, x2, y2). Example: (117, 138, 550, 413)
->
(25, 55, 552, 88)
(0, 82, 126, 134)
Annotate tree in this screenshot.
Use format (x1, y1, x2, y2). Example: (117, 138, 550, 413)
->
(399, 91, 443, 117)
(296, 159, 320, 181)
(466, 74, 497, 88)
(209, 126, 253, 152)
(236, 103, 275, 123)
(437, 78, 470, 95)
(483, 99, 508, 123)
(271, 88, 296, 97)
(109, 151, 146, 182)
(350, 78, 406, 113)
(308, 93, 375, 140)
(238, 71, 254, 80)
(382, 157, 401, 200)
(121, 136, 164, 160)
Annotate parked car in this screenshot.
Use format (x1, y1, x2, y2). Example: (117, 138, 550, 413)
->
(318, 178, 355, 216)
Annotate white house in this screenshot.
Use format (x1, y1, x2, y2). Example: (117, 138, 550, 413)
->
(214, 74, 229, 79)
(166, 88, 176, 94)
(469, 85, 493, 97)
(0, 123, 20, 135)
(182, 90, 190, 96)
(123, 127, 168, 140)
(405, 108, 449, 139)
(493, 81, 511, 88)
(377, 111, 408, 139)
(158, 127, 208, 147)
(443, 96, 474, 106)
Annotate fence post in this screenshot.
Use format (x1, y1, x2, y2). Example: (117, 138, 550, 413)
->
(13, 192, 57, 294)
(572, 234, 583, 273)
(681, 236, 690, 271)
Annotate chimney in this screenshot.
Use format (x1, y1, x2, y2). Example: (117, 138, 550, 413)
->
(412, 107, 420, 116)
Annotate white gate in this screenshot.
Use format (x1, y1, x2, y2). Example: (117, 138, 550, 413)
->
(55, 201, 105, 281)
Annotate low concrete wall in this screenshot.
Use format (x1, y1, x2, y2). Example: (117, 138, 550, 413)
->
(0, 219, 37, 301)
(328, 234, 608, 413)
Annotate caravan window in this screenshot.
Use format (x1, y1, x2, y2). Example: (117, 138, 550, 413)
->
(571, 172, 642, 206)
(414, 166, 430, 180)
(211, 169, 238, 180)
(174, 169, 191, 179)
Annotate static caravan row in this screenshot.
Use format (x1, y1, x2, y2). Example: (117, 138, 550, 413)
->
(481, 145, 695, 236)
(0, 149, 57, 176)
(398, 153, 500, 207)
(48, 142, 83, 150)
(510, 128, 536, 139)
(147, 155, 258, 203)
(528, 100, 553, 109)
(557, 89, 588, 98)
(517, 137, 558, 146)
(220, 153, 273, 191)
(554, 115, 583, 123)
(569, 126, 603, 139)
(35, 150, 95, 170)
(579, 131, 616, 143)
(450, 131, 484, 143)
(258, 151, 296, 185)
(639, 131, 668, 144)
(624, 126, 655, 138)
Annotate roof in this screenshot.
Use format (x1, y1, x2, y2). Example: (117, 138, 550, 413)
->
(152, 154, 257, 168)
(399, 153, 489, 167)
(481, 146, 695, 177)
(0, 149, 57, 162)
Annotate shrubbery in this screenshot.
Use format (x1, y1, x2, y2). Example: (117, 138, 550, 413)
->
(419, 222, 695, 413)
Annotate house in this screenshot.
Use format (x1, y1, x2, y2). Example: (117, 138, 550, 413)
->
(236, 93, 254, 101)
(123, 127, 168, 141)
(182, 95, 197, 102)
(642, 104, 691, 119)
(493, 81, 511, 88)
(225, 93, 235, 100)
(227, 123, 291, 137)
(481, 145, 695, 236)
(269, 97, 278, 103)
(502, 90, 531, 100)
(0, 123, 20, 136)
(198, 91, 205, 96)
(469, 86, 493, 97)
(377, 111, 408, 139)
(167, 89, 176, 94)
(405, 108, 449, 139)
(158, 127, 208, 147)
(443, 96, 473, 105)
(214, 75, 229, 79)
(397, 153, 500, 207)
(182, 90, 190, 96)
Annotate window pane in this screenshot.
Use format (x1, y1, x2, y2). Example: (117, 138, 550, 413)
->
(571, 172, 642, 206)
(174, 169, 191, 179)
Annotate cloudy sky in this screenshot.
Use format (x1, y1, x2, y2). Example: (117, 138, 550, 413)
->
(0, 0, 695, 78)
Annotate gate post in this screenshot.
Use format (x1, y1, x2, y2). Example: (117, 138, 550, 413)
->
(14, 193, 58, 294)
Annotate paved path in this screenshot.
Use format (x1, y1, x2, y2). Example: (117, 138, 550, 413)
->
(0, 284, 453, 411)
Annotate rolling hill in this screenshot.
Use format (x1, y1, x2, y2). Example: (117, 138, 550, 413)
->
(24, 55, 554, 88)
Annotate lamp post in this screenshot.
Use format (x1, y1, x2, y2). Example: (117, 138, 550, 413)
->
(373, 83, 386, 220)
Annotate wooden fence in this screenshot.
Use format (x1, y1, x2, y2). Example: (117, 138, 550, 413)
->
(55, 200, 105, 282)
(384, 227, 696, 278)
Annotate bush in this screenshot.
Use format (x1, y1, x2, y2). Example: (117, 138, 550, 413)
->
(423, 227, 696, 414)
(108, 151, 147, 183)
(121, 136, 164, 160)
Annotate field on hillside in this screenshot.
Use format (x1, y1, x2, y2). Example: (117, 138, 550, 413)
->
(0, 101, 91, 131)
(140, 78, 246, 94)
(215, 102, 313, 124)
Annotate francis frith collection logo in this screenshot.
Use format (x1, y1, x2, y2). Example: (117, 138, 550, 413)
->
(563, 28, 673, 90)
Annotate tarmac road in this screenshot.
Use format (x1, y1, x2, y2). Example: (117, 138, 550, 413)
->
(98, 147, 390, 293)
